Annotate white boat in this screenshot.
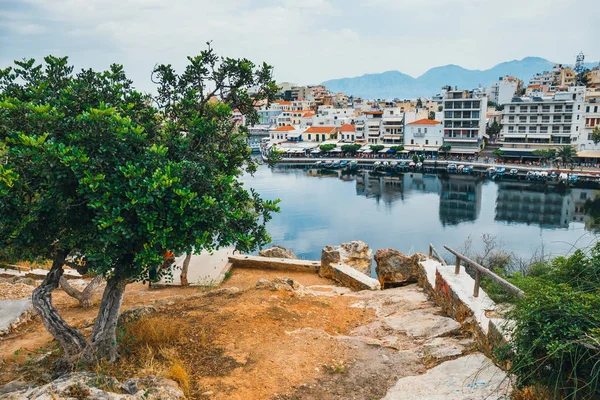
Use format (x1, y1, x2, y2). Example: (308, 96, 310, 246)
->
(390, 161, 398, 167)
(559, 172, 568, 181)
(487, 167, 497, 175)
(539, 171, 548, 179)
(457, 164, 465, 172)
(374, 161, 381, 168)
(509, 168, 519, 176)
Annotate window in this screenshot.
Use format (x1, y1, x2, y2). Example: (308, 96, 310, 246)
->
(508, 126, 514, 132)
(509, 116, 515, 122)
(518, 127, 526, 133)
(552, 126, 560, 133)
(308, 134, 311, 140)
(554, 105, 563, 112)
(424, 128, 428, 133)
(411, 139, 414, 144)
(578, 105, 581, 110)
(530, 106, 538, 112)
(509, 106, 516, 112)
(418, 128, 421, 133)
(322, 134, 325, 141)
(520, 106, 528, 112)
(595, 106, 598, 113)
(425, 140, 429, 145)
(529, 127, 537, 133)
(445, 111, 452, 118)
(586, 106, 590, 112)
(519, 116, 527, 122)
(542, 116, 550, 123)
(541, 126, 548, 133)
(530, 116, 538, 122)
(542, 106, 550, 112)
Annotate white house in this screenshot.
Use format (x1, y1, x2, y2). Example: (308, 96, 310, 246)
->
(404, 119, 443, 152)
(339, 124, 356, 142)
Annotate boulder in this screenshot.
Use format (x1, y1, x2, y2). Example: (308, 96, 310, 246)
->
(0, 372, 185, 399)
(117, 305, 157, 327)
(255, 277, 304, 292)
(374, 249, 420, 288)
(320, 240, 372, 277)
(258, 245, 298, 259)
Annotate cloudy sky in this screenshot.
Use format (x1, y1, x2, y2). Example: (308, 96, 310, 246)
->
(1, 0, 598, 92)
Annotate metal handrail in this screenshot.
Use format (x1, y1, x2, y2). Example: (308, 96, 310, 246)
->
(428, 243, 447, 266)
(443, 245, 525, 299)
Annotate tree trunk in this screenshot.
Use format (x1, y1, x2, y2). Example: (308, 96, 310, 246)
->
(31, 252, 89, 359)
(60, 275, 104, 308)
(88, 275, 127, 362)
(180, 252, 192, 286)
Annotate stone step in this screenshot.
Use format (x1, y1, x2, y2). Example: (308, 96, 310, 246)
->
(320, 262, 380, 291)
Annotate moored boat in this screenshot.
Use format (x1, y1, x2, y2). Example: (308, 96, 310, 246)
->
(447, 163, 457, 172)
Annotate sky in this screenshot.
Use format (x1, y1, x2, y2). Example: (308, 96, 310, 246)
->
(1, 0, 598, 93)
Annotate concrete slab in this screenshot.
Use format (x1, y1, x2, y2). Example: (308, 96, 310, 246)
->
(320, 262, 381, 290)
(228, 254, 320, 272)
(383, 353, 511, 399)
(160, 248, 234, 286)
(0, 299, 32, 335)
(385, 309, 461, 339)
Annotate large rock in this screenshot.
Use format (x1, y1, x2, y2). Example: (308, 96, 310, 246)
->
(117, 305, 157, 327)
(320, 240, 372, 276)
(374, 249, 420, 288)
(0, 372, 185, 399)
(258, 245, 298, 259)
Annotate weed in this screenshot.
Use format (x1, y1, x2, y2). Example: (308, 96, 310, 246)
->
(66, 383, 91, 400)
(322, 360, 346, 374)
(167, 360, 190, 396)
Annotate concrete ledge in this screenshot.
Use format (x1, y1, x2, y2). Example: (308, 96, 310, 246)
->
(228, 255, 320, 273)
(0, 268, 81, 280)
(417, 258, 511, 359)
(320, 262, 381, 291)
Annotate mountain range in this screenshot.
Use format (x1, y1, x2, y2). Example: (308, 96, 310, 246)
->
(320, 57, 599, 100)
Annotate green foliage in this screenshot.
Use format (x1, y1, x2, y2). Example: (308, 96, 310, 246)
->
(556, 145, 576, 165)
(416, 98, 423, 108)
(340, 144, 361, 155)
(0, 48, 280, 283)
(369, 145, 384, 153)
(390, 145, 404, 152)
(412, 153, 418, 163)
(502, 245, 600, 399)
(438, 144, 451, 152)
(591, 126, 600, 145)
(319, 144, 336, 152)
(437, 106, 443, 112)
(532, 149, 555, 162)
(487, 120, 501, 136)
(492, 149, 504, 158)
(428, 111, 435, 120)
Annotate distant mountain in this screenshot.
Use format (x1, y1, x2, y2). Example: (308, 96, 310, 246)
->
(321, 57, 599, 100)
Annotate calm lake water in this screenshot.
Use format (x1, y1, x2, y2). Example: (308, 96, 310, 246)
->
(243, 164, 600, 264)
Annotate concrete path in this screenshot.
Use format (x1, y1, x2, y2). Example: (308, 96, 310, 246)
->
(160, 248, 234, 286)
(0, 299, 31, 334)
(383, 353, 511, 399)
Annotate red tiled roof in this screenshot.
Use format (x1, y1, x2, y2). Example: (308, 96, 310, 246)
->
(407, 118, 441, 126)
(363, 111, 383, 115)
(340, 124, 355, 132)
(277, 101, 291, 105)
(302, 112, 315, 118)
(304, 126, 336, 133)
(273, 125, 296, 131)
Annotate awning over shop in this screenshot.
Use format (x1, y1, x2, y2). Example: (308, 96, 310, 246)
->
(311, 149, 321, 154)
(447, 148, 479, 154)
(577, 150, 600, 158)
(363, 149, 373, 154)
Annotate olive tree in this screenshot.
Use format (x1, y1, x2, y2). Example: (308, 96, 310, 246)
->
(0, 49, 279, 365)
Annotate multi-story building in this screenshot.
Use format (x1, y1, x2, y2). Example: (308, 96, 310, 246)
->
(439, 175, 483, 225)
(441, 87, 488, 155)
(381, 108, 403, 144)
(339, 124, 357, 143)
(577, 89, 600, 158)
(302, 126, 337, 143)
(363, 110, 383, 144)
(404, 119, 443, 152)
(498, 86, 586, 159)
(489, 76, 522, 105)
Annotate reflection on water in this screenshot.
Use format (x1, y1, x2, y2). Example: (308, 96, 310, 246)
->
(243, 165, 600, 261)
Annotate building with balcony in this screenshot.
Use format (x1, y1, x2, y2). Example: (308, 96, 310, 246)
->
(363, 110, 383, 144)
(489, 76, 522, 105)
(404, 118, 443, 153)
(270, 125, 300, 141)
(439, 175, 482, 225)
(440, 87, 488, 155)
(498, 86, 586, 159)
(576, 89, 600, 161)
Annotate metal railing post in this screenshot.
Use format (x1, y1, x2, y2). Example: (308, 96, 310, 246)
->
(429, 244, 433, 258)
(455, 256, 460, 274)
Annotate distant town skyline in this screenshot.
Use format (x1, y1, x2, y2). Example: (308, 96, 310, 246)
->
(1, 0, 598, 92)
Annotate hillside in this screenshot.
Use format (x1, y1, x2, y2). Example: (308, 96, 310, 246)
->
(321, 57, 598, 100)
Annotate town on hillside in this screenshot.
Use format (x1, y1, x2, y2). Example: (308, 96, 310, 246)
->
(242, 54, 600, 169)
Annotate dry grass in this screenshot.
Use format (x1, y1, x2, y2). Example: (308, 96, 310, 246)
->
(115, 316, 191, 397)
(511, 385, 552, 400)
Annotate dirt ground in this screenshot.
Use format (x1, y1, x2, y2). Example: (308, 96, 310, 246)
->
(2, 268, 424, 399)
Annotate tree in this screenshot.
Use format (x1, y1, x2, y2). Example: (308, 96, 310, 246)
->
(555, 145, 576, 166)
(340, 144, 361, 155)
(437, 106, 443, 112)
(492, 149, 505, 159)
(319, 143, 336, 152)
(592, 126, 600, 145)
(0, 48, 279, 365)
(416, 98, 423, 108)
(532, 149, 555, 164)
(412, 153, 419, 163)
(390, 145, 404, 152)
(428, 111, 435, 120)
(439, 144, 451, 157)
(369, 145, 384, 155)
(487, 120, 501, 137)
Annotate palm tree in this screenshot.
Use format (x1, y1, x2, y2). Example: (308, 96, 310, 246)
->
(555, 145, 576, 167)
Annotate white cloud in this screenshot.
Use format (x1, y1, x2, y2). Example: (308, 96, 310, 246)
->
(1, 0, 598, 91)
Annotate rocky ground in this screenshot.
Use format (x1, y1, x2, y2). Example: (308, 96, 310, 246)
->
(0, 266, 510, 399)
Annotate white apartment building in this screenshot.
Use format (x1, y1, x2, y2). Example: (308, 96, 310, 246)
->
(381, 108, 403, 144)
(441, 88, 488, 154)
(363, 111, 384, 144)
(498, 86, 586, 159)
(489, 76, 521, 105)
(404, 119, 443, 151)
(577, 89, 600, 156)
